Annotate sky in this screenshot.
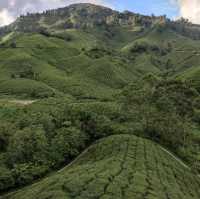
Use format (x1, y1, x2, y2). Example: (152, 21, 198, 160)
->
(0, 0, 199, 27)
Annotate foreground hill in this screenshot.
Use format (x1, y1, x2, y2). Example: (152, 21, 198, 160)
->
(2, 135, 200, 199)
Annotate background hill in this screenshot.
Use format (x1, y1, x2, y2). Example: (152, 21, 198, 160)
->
(1, 4, 200, 99)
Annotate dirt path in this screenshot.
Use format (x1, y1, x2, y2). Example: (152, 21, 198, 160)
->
(8, 100, 37, 105)
(160, 146, 190, 170)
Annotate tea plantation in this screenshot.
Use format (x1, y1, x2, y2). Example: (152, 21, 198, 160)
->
(1, 3, 200, 198)
(2, 135, 200, 199)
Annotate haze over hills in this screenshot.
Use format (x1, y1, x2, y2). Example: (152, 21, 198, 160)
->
(1, 3, 200, 199)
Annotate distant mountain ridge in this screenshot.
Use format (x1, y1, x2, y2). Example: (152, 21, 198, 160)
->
(0, 4, 176, 35)
(0, 3, 200, 41)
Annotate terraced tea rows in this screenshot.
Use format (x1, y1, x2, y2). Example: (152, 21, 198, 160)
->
(2, 134, 200, 199)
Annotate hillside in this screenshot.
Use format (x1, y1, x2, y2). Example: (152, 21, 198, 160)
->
(0, 3, 200, 198)
(0, 4, 200, 99)
(2, 135, 200, 199)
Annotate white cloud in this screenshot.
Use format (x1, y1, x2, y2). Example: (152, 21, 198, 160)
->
(0, 9, 14, 26)
(175, 0, 200, 24)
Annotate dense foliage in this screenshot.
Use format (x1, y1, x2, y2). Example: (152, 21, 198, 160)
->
(0, 98, 121, 192)
(120, 76, 200, 170)
(3, 135, 200, 199)
(0, 77, 200, 194)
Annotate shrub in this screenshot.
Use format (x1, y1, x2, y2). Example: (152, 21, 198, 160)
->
(49, 127, 88, 167)
(39, 28, 51, 37)
(12, 164, 48, 186)
(7, 127, 49, 166)
(0, 123, 15, 152)
(0, 167, 15, 191)
(10, 42, 17, 48)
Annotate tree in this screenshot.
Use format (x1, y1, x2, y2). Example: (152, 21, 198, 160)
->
(7, 127, 49, 166)
(50, 127, 88, 167)
(120, 77, 196, 149)
(11, 163, 48, 186)
(10, 42, 17, 48)
(0, 167, 15, 191)
(0, 122, 15, 152)
(120, 74, 159, 133)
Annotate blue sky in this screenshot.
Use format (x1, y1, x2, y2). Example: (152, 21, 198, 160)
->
(112, 0, 179, 18)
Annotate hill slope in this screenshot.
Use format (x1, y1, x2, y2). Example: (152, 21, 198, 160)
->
(2, 135, 200, 199)
(1, 4, 200, 99)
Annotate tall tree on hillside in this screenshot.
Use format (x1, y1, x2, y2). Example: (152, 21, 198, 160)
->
(120, 76, 196, 149)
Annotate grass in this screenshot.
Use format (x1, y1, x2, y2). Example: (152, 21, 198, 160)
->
(2, 134, 200, 199)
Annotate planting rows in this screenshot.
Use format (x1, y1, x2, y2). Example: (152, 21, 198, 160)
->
(3, 134, 200, 199)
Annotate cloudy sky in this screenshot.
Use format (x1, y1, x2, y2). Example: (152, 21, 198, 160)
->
(0, 0, 199, 26)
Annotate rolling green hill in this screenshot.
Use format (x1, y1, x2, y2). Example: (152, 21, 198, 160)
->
(1, 3, 200, 198)
(0, 4, 200, 99)
(2, 135, 200, 199)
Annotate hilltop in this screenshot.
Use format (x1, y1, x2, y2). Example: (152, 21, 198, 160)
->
(1, 3, 200, 40)
(0, 3, 167, 34)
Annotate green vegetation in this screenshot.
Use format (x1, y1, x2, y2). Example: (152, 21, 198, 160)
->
(2, 135, 200, 199)
(120, 76, 200, 171)
(1, 3, 200, 198)
(0, 97, 120, 192)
